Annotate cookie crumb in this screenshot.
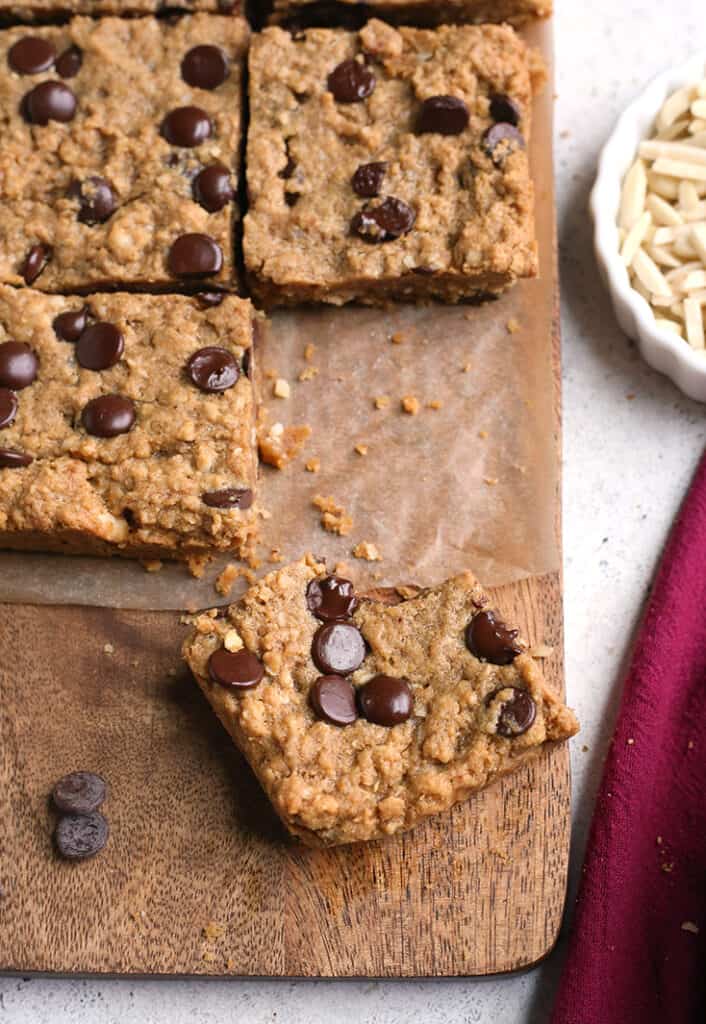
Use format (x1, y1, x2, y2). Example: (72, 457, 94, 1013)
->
(390, 331, 405, 344)
(259, 421, 311, 469)
(202, 949, 217, 963)
(215, 563, 241, 597)
(401, 395, 420, 415)
(103, 643, 115, 655)
(354, 443, 369, 456)
(483, 476, 498, 486)
(273, 378, 290, 399)
(304, 343, 316, 361)
(681, 921, 699, 934)
(140, 559, 163, 573)
(269, 547, 284, 563)
(187, 553, 211, 579)
(203, 921, 225, 942)
(427, 399, 443, 410)
(374, 394, 390, 409)
(478, 430, 488, 439)
(581, 745, 589, 752)
(313, 495, 353, 536)
(298, 366, 319, 382)
(305, 457, 321, 473)
(462, 362, 472, 373)
(627, 737, 635, 745)
(528, 643, 554, 659)
(506, 317, 521, 334)
(353, 540, 382, 562)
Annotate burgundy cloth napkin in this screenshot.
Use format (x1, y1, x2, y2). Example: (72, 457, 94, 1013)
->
(551, 451, 706, 1024)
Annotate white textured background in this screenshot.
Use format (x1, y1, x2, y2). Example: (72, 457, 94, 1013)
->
(2, 1, 705, 1020)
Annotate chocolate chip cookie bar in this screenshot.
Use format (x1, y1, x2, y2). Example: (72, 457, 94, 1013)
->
(268, 0, 552, 29)
(0, 14, 247, 292)
(244, 19, 538, 307)
(184, 555, 578, 846)
(0, 285, 258, 559)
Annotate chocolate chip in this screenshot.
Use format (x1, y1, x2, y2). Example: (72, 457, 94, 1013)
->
(351, 197, 416, 243)
(482, 123, 525, 163)
(0, 341, 38, 390)
(284, 191, 299, 207)
(81, 395, 136, 438)
(489, 93, 520, 126)
(306, 574, 358, 622)
(160, 106, 212, 147)
(310, 675, 358, 725)
(24, 81, 76, 124)
(22, 243, 51, 284)
(193, 164, 233, 213)
(168, 233, 223, 278)
(181, 44, 229, 90)
(194, 291, 224, 309)
(53, 306, 88, 342)
(8, 36, 55, 75)
(418, 95, 469, 135)
(327, 58, 376, 103)
(0, 389, 18, 429)
(76, 322, 124, 371)
(465, 609, 521, 665)
(202, 487, 253, 509)
(241, 347, 251, 378)
(208, 647, 264, 689)
(358, 675, 413, 727)
(68, 176, 116, 225)
(0, 447, 32, 467)
(52, 771, 106, 815)
(311, 622, 366, 676)
(54, 811, 108, 860)
(352, 161, 386, 198)
(186, 346, 238, 392)
(278, 147, 295, 179)
(492, 687, 536, 737)
(55, 44, 82, 79)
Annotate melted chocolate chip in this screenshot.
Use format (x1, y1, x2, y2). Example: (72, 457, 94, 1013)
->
(52, 771, 106, 815)
(202, 487, 253, 510)
(358, 675, 413, 727)
(68, 176, 116, 225)
(161, 106, 212, 147)
(193, 164, 234, 212)
(351, 197, 416, 243)
(76, 322, 124, 371)
(352, 161, 386, 198)
(0, 389, 18, 429)
(186, 346, 239, 392)
(492, 687, 536, 737)
(54, 811, 108, 860)
(489, 93, 520, 126)
(208, 647, 264, 689)
(181, 44, 229, 90)
(311, 622, 366, 676)
(168, 233, 223, 278)
(465, 609, 521, 665)
(418, 95, 469, 135)
(22, 243, 51, 284)
(24, 81, 76, 124)
(310, 675, 358, 726)
(482, 123, 525, 163)
(53, 306, 88, 342)
(8, 36, 56, 75)
(194, 291, 224, 309)
(81, 394, 136, 438)
(0, 341, 38, 389)
(306, 574, 358, 622)
(0, 447, 32, 467)
(327, 58, 376, 103)
(56, 44, 82, 79)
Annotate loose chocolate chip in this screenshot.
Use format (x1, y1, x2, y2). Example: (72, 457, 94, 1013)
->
(54, 810, 108, 860)
(181, 44, 229, 90)
(168, 233, 223, 278)
(312, 622, 366, 676)
(22, 243, 51, 284)
(76, 322, 124, 371)
(68, 176, 116, 225)
(352, 161, 386, 198)
(202, 487, 253, 510)
(193, 164, 233, 213)
(52, 771, 106, 815)
(493, 687, 537, 737)
(0, 447, 32, 467)
(81, 394, 136, 438)
(0, 341, 38, 389)
(306, 574, 358, 622)
(327, 58, 376, 103)
(24, 81, 77, 124)
(195, 291, 224, 309)
(358, 675, 413, 727)
(418, 95, 469, 135)
(161, 106, 212, 147)
(55, 44, 82, 79)
(489, 93, 520, 126)
(208, 647, 264, 689)
(8, 36, 56, 75)
(310, 675, 358, 726)
(186, 346, 239, 392)
(351, 196, 416, 243)
(53, 306, 88, 342)
(0, 389, 18, 429)
(482, 122, 525, 163)
(465, 609, 522, 665)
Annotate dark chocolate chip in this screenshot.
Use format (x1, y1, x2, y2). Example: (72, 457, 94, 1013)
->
(68, 176, 116, 225)
(0, 389, 18, 429)
(54, 810, 108, 860)
(482, 122, 525, 163)
(202, 487, 253, 509)
(351, 196, 416, 243)
(0, 447, 32, 467)
(284, 191, 299, 207)
(306, 574, 358, 622)
(278, 148, 296, 179)
(168, 233, 222, 278)
(493, 687, 537, 737)
(327, 58, 376, 103)
(81, 394, 136, 438)
(181, 44, 229, 90)
(358, 674, 413, 727)
(53, 306, 88, 342)
(22, 243, 51, 284)
(310, 675, 358, 725)
(55, 44, 82, 79)
(52, 771, 106, 815)
(241, 347, 251, 378)
(8, 36, 55, 75)
(160, 106, 212, 147)
(489, 93, 520, 126)
(76, 322, 124, 371)
(311, 622, 366, 676)
(208, 647, 264, 689)
(465, 609, 521, 665)
(24, 81, 76, 124)
(0, 341, 38, 389)
(194, 291, 224, 309)
(418, 95, 469, 135)
(186, 346, 239, 392)
(193, 164, 233, 213)
(352, 161, 386, 198)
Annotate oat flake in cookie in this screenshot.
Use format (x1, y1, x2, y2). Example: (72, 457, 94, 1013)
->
(183, 555, 579, 847)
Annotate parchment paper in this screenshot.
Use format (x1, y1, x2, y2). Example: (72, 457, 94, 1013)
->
(0, 22, 558, 611)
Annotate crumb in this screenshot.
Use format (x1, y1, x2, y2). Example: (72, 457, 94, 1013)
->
(203, 921, 225, 942)
(688, 740, 694, 750)
(313, 495, 353, 536)
(483, 477, 498, 486)
(298, 366, 319, 382)
(626, 393, 636, 401)
(656, 836, 662, 845)
(464, 311, 474, 321)
(581, 744, 589, 753)
(427, 399, 443, 410)
(390, 331, 405, 344)
(353, 540, 382, 562)
(225, 957, 236, 971)
(215, 563, 241, 597)
(354, 443, 369, 456)
(661, 862, 674, 873)
(140, 559, 163, 573)
(273, 378, 290, 399)
(259, 421, 311, 469)
(269, 547, 284, 564)
(202, 950, 217, 963)
(506, 317, 521, 334)
(627, 737, 635, 746)
(681, 921, 699, 934)
(374, 395, 390, 409)
(166, 667, 177, 677)
(263, 367, 278, 380)
(305, 457, 321, 473)
(528, 643, 554, 659)
(462, 362, 472, 373)
(304, 343, 316, 361)
(187, 553, 210, 578)
(478, 430, 488, 439)
(103, 643, 114, 655)
(401, 395, 420, 415)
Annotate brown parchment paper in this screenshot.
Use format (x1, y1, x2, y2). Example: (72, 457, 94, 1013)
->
(0, 21, 558, 611)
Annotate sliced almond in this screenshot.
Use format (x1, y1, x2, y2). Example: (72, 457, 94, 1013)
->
(621, 210, 652, 266)
(632, 247, 673, 297)
(646, 193, 683, 226)
(619, 159, 647, 229)
(684, 296, 705, 347)
(657, 84, 694, 131)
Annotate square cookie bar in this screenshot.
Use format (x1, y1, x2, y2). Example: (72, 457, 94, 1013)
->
(0, 14, 247, 291)
(0, 1, 241, 18)
(268, 0, 552, 29)
(184, 556, 578, 846)
(244, 19, 538, 307)
(0, 285, 258, 559)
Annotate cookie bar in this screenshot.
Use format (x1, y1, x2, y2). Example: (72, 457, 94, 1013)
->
(184, 556, 578, 846)
(0, 1, 241, 18)
(244, 19, 538, 307)
(0, 14, 247, 291)
(0, 285, 258, 559)
(268, 0, 552, 29)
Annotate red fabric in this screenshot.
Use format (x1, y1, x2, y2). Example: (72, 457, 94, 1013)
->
(552, 451, 706, 1024)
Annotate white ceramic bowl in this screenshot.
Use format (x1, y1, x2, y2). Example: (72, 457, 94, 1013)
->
(591, 50, 706, 402)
